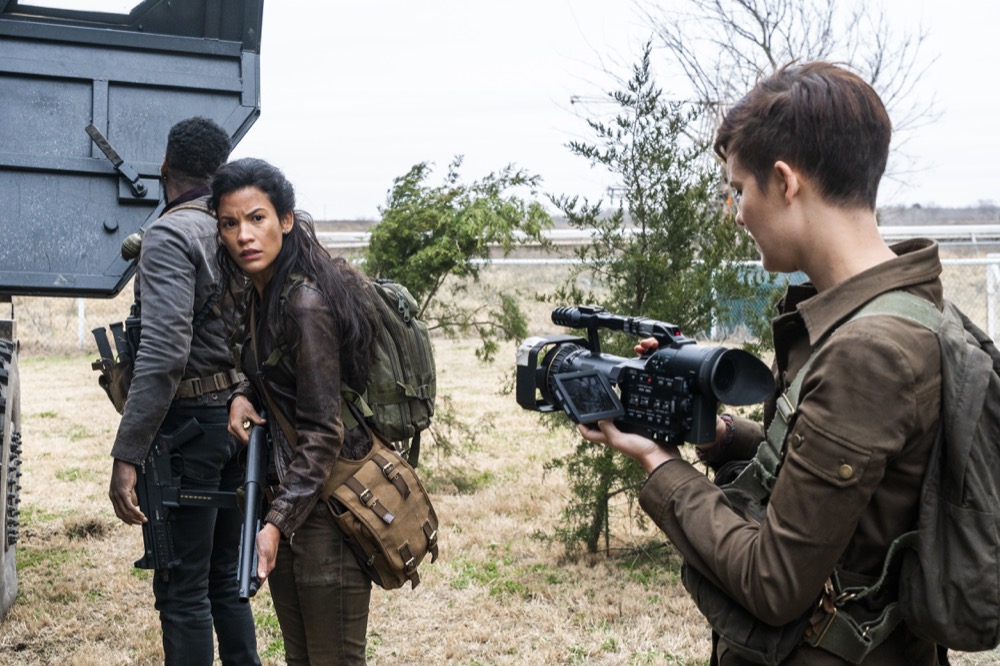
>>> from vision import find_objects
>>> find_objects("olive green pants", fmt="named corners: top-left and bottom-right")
top-left (268, 503), bottom-right (372, 665)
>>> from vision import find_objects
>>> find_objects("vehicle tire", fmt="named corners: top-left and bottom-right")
top-left (0, 338), bottom-right (22, 620)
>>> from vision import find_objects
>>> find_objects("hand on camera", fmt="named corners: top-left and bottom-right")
top-left (635, 337), bottom-right (658, 356)
top-left (577, 419), bottom-right (680, 474)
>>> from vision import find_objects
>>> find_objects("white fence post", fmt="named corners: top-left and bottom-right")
top-left (988, 255), bottom-right (1000, 341)
top-left (77, 298), bottom-right (86, 349)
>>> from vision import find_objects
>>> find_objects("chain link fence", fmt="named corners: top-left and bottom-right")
top-left (943, 257), bottom-right (999, 338)
top-left (479, 246), bottom-right (1000, 346)
top-left (710, 255), bottom-right (999, 342)
top-left (11, 236), bottom-right (1000, 355)
top-left (317, 227), bottom-right (1000, 345)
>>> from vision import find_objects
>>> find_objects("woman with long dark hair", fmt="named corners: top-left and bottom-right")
top-left (213, 157), bottom-right (377, 665)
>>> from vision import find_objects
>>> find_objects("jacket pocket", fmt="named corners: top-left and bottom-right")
top-left (783, 414), bottom-right (872, 488)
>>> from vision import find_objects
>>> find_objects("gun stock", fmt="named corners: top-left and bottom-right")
top-left (238, 412), bottom-right (267, 602)
top-left (133, 418), bottom-right (204, 570)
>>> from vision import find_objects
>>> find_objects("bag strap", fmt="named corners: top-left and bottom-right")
top-left (728, 291), bottom-right (942, 662)
top-left (729, 292), bottom-right (941, 498)
top-left (250, 298), bottom-right (298, 449)
top-left (805, 531), bottom-right (919, 660)
top-left (343, 476), bottom-right (396, 524)
top-left (249, 297), bottom-right (378, 470)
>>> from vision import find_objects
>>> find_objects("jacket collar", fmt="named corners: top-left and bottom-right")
top-left (164, 186), bottom-right (211, 213)
top-left (782, 238), bottom-right (943, 347)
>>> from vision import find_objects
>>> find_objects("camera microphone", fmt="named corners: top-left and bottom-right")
top-left (551, 306), bottom-right (597, 328)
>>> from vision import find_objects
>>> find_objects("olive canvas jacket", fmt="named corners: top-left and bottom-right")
top-left (111, 193), bottom-right (241, 464)
top-left (640, 239), bottom-right (945, 665)
top-left (232, 278), bottom-right (371, 540)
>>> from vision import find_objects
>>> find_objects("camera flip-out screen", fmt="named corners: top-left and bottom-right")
top-left (552, 370), bottom-right (625, 426)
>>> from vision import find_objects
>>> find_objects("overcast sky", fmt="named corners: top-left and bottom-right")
top-left (32, 0), bottom-right (999, 219)
top-left (226, 0), bottom-right (1000, 220)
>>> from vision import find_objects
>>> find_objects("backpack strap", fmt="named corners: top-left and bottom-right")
top-left (802, 292), bottom-right (941, 660)
top-left (249, 298), bottom-right (296, 449)
top-left (168, 200), bottom-right (211, 215)
top-left (173, 278), bottom-right (237, 399)
top-left (249, 294), bottom-right (377, 457)
top-left (728, 291), bottom-right (943, 661)
top-left (729, 291), bottom-right (941, 498)
top-left (131, 198), bottom-right (233, 400)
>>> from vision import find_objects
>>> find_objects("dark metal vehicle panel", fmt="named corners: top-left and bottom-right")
top-left (0, 0), bottom-right (263, 297)
top-left (0, 0), bottom-right (264, 623)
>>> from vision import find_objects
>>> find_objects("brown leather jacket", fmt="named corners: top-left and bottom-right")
top-left (640, 239), bottom-right (945, 665)
top-left (232, 277), bottom-right (370, 539)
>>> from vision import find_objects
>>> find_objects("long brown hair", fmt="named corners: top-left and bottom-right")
top-left (212, 157), bottom-right (377, 389)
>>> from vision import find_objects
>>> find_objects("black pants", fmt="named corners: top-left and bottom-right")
top-left (152, 405), bottom-right (260, 666)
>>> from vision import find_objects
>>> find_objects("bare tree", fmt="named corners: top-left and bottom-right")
top-left (641, 0), bottom-right (938, 187)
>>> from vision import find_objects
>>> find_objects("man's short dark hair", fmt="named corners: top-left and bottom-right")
top-left (165, 116), bottom-right (231, 182)
top-left (714, 62), bottom-right (891, 210)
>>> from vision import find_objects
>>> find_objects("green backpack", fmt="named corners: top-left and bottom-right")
top-left (342, 279), bottom-right (436, 465)
top-left (688, 291), bottom-right (1000, 663)
top-left (266, 275), bottom-right (436, 465)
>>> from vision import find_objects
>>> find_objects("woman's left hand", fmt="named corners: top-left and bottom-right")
top-left (256, 522), bottom-right (281, 581)
top-left (578, 420), bottom-right (680, 474)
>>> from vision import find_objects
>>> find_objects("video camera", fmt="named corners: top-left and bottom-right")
top-left (516, 306), bottom-right (774, 445)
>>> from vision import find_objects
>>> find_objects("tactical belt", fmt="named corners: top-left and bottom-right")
top-left (174, 369), bottom-right (244, 399)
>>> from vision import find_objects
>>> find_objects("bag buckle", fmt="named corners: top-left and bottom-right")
top-left (776, 393), bottom-right (795, 423)
top-left (381, 460), bottom-right (396, 478)
top-left (359, 488), bottom-right (376, 508)
top-left (836, 590), bottom-right (860, 604)
top-left (804, 578), bottom-right (839, 646)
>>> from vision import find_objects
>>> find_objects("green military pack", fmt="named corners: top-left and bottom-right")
top-left (271, 275), bottom-right (436, 465)
top-left (342, 279), bottom-right (436, 464)
top-left (889, 294), bottom-right (1000, 653)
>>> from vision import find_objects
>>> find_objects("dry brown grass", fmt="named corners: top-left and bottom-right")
top-left (1, 261), bottom-right (998, 665)
top-left (0, 334), bottom-right (715, 666)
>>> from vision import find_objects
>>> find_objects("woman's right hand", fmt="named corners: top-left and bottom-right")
top-left (228, 394), bottom-right (266, 444)
top-left (577, 419), bottom-right (678, 474)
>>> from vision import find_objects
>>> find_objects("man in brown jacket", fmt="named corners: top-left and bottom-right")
top-left (580, 62), bottom-right (944, 664)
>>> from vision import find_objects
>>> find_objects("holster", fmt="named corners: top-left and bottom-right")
top-left (92, 356), bottom-right (133, 414)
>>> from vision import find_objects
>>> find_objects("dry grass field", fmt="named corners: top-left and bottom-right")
top-left (0, 279), bottom-right (717, 666)
top-left (1, 259), bottom-right (998, 665)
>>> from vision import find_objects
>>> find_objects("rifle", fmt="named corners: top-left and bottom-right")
top-left (133, 417), bottom-right (239, 570)
top-left (238, 412), bottom-right (267, 602)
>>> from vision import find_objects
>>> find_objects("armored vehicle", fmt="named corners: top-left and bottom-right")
top-left (0, 0), bottom-right (264, 619)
